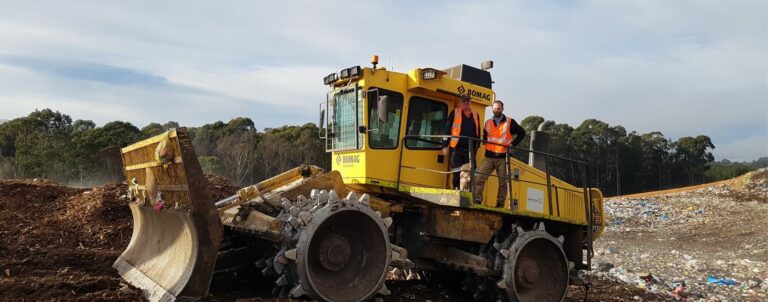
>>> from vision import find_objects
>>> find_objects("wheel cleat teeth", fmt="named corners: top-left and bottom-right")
top-left (516, 226), bottom-right (525, 235)
top-left (328, 190), bottom-right (341, 204)
top-left (345, 191), bottom-right (358, 201)
top-left (358, 193), bottom-right (370, 205)
top-left (288, 216), bottom-right (300, 228)
top-left (375, 211), bottom-right (382, 217)
top-left (289, 206), bottom-right (300, 217)
top-left (289, 284), bottom-right (306, 298)
top-left (298, 211), bottom-right (311, 225)
top-left (492, 242), bottom-right (502, 251)
top-left (479, 282), bottom-right (488, 290)
top-left (377, 284), bottom-right (391, 296)
top-left (285, 248), bottom-right (297, 260)
top-left (276, 274), bottom-right (288, 286)
top-left (319, 190), bottom-right (328, 202)
top-left (537, 222), bottom-right (546, 231)
top-left (261, 266), bottom-right (273, 276)
top-left (310, 189), bottom-right (320, 200)
top-left (297, 195), bottom-right (308, 208)
top-left (558, 235), bottom-right (565, 243)
top-left (281, 198), bottom-right (292, 210)
top-left (391, 250), bottom-right (401, 260)
top-left (383, 217), bottom-right (393, 228)
top-left (500, 248), bottom-right (510, 258)
top-left (273, 260), bottom-right (284, 274)
top-left (254, 258), bottom-right (266, 268)
top-left (472, 290), bottom-right (483, 300)
top-left (496, 279), bottom-right (507, 289)
top-left (276, 254), bottom-right (289, 264)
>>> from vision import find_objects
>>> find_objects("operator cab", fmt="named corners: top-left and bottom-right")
top-left (319, 56), bottom-right (495, 206)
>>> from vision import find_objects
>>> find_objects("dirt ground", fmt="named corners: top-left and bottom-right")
top-left (1, 170), bottom-right (764, 301)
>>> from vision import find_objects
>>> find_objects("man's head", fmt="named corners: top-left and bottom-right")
top-left (492, 100), bottom-right (504, 117)
top-left (460, 95), bottom-right (472, 112)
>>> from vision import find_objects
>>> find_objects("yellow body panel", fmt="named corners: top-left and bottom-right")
top-left (328, 66), bottom-right (604, 229)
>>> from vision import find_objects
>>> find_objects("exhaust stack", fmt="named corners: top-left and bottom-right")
top-left (528, 123), bottom-right (550, 171)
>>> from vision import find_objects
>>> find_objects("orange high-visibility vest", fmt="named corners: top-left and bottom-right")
top-left (484, 116), bottom-right (514, 154)
top-left (449, 108), bottom-right (480, 148)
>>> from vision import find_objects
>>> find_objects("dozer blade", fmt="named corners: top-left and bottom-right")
top-left (114, 128), bottom-right (223, 302)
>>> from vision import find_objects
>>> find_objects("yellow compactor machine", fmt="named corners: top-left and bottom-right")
top-left (115, 57), bottom-right (604, 302)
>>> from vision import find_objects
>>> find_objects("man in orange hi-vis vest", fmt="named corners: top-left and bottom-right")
top-left (474, 100), bottom-right (526, 207)
top-left (442, 95), bottom-right (480, 190)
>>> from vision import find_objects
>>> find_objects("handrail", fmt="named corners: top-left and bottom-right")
top-left (397, 133), bottom-right (595, 270)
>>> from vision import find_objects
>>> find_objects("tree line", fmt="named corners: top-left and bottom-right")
top-left (0, 109), bottom-right (764, 195)
top-left (513, 116), bottom-right (765, 196)
top-left (0, 109), bottom-right (327, 186)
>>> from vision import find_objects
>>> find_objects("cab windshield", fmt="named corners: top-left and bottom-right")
top-left (327, 86), bottom-right (362, 151)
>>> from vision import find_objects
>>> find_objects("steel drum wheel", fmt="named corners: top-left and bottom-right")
top-left (503, 225), bottom-right (569, 302)
top-left (259, 190), bottom-right (391, 302)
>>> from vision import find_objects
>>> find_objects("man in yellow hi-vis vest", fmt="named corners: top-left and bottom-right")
top-left (474, 100), bottom-right (526, 207)
top-left (442, 95), bottom-right (480, 190)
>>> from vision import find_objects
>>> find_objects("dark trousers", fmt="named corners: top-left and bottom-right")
top-left (450, 148), bottom-right (475, 189)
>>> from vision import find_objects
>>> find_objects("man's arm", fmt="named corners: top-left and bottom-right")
top-left (509, 118), bottom-right (526, 147)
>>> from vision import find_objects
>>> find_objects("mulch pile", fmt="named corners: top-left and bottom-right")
top-left (206, 174), bottom-right (240, 201)
top-left (0, 175), bottom-right (241, 301)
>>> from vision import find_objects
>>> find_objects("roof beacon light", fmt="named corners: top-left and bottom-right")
top-left (371, 55), bottom-right (379, 69)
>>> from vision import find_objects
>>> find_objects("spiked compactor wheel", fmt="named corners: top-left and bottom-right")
top-left (502, 224), bottom-right (569, 302)
top-left (258, 189), bottom-right (392, 302)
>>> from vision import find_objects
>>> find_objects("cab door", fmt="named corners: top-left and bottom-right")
top-left (399, 96), bottom-right (450, 188)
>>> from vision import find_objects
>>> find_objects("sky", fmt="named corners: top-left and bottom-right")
top-left (0, 0), bottom-right (766, 161)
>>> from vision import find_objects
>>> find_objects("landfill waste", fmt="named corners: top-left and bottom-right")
top-left (592, 168), bottom-right (768, 301)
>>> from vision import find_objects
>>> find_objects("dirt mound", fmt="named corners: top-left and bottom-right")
top-left (57, 183), bottom-right (133, 249)
top-left (0, 176), bottom-right (242, 301)
top-left (0, 179), bottom-right (142, 301)
top-left (206, 174), bottom-right (240, 201)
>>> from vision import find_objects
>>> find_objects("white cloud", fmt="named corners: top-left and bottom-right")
top-left (0, 0), bottom-right (765, 160)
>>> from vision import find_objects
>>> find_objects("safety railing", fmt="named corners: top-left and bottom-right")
top-left (397, 134), bottom-right (595, 269)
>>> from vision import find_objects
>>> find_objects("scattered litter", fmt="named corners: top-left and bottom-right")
top-left (596, 262), bottom-right (615, 272)
top-left (671, 282), bottom-right (686, 299)
top-left (707, 277), bottom-right (737, 286)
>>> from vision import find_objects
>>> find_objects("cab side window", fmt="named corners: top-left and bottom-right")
top-left (405, 97), bottom-right (448, 149)
top-left (368, 89), bottom-right (404, 149)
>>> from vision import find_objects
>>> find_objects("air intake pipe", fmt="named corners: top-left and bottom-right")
top-left (528, 122), bottom-right (550, 171)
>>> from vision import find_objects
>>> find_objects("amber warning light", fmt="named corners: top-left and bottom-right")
top-left (371, 55), bottom-right (379, 69)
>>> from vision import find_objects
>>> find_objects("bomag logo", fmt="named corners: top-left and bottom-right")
top-left (467, 89), bottom-right (491, 101)
top-left (336, 154), bottom-right (360, 165)
top-left (456, 85), bottom-right (491, 101)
